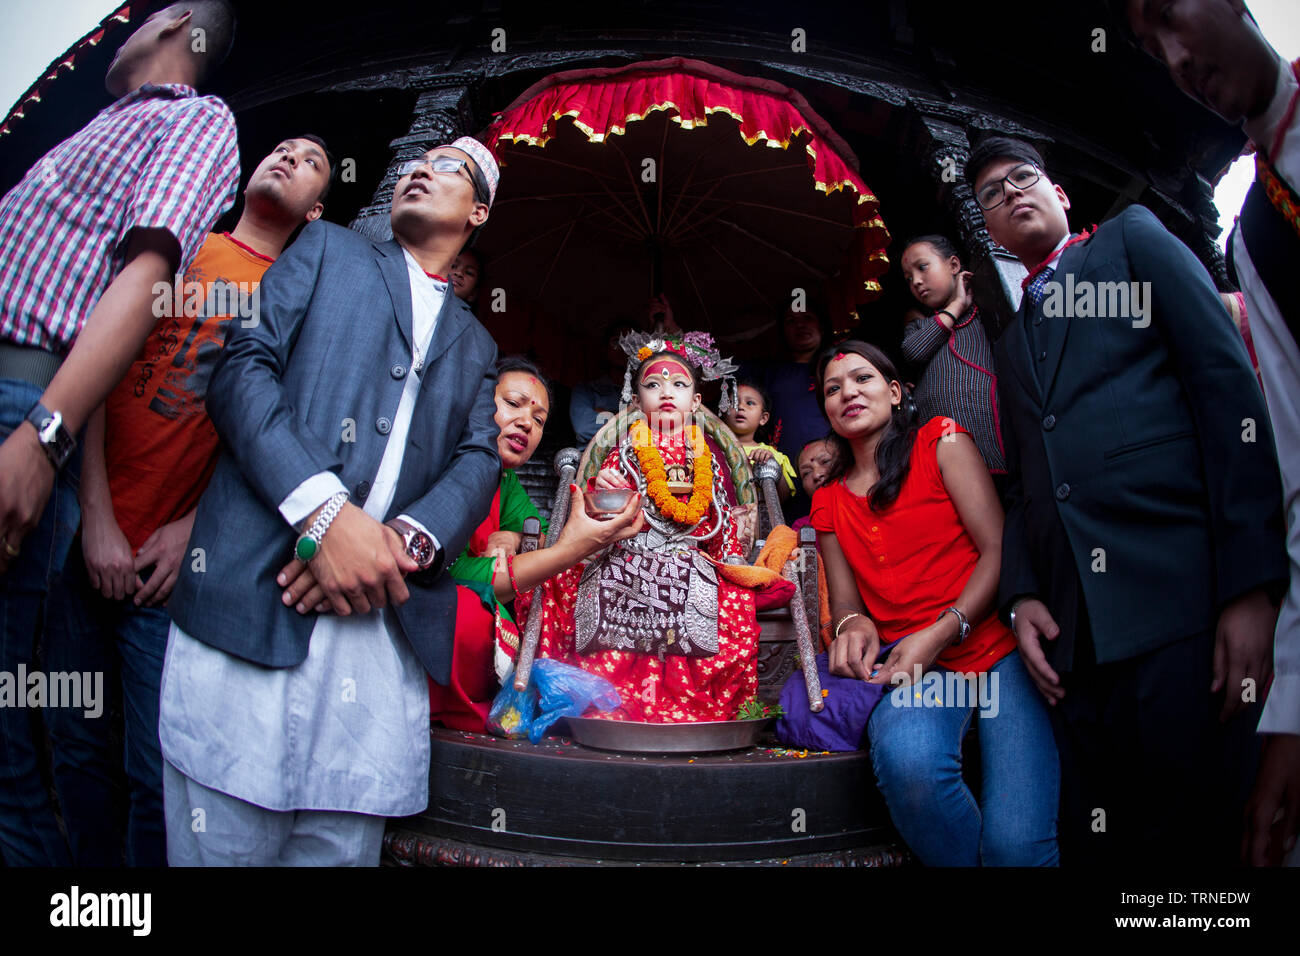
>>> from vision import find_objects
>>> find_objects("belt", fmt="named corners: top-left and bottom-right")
top-left (0, 341), bottom-right (63, 390)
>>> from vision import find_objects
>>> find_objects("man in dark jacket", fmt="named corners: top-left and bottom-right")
top-left (970, 135), bottom-right (1287, 865)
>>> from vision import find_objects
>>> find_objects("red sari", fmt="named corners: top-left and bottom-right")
top-left (531, 431), bottom-right (759, 722)
top-left (429, 478), bottom-right (538, 732)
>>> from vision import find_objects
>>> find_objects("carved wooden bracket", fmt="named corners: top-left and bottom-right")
top-left (349, 81), bottom-right (479, 241)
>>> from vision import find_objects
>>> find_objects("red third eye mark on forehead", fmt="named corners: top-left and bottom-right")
top-left (642, 359), bottom-right (691, 382)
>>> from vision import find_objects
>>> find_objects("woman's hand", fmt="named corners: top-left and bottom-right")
top-left (484, 530), bottom-right (522, 557)
top-left (868, 619), bottom-right (954, 687)
top-left (829, 615), bottom-right (882, 681)
top-left (595, 467), bottom-right (633, 490)
top-left (559, 485), bottom-right (645, 560)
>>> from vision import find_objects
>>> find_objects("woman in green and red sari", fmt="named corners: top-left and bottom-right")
top-left (429, 356), bottom-right (644, 731)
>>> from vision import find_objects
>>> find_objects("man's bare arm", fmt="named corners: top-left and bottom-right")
top-left (0, 227), bottom-right (178, 573)
top-left (78, 404), bottom-right (140, 599)
top-left (41, 227), bottom-right (179, 432)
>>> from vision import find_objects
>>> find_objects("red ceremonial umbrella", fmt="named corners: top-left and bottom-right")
top-left (477, 57), bottom-right (890, 379)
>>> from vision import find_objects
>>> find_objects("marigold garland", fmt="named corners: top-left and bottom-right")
top-left (630, 419), bottom-right (713, 525)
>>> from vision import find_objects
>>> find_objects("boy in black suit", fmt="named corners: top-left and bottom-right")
top-left (968, 136), bottom-right (1287, 864)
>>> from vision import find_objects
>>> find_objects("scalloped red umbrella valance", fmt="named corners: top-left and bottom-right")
top-left (480, 57), bottom-right (890, 340)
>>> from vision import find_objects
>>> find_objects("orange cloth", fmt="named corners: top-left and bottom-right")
top-left (818, 561), bottom-right (831, 650)
top-left (105, 233), bottom-right (272, 552)
top-left (709, 523), bottom-right (797, 588)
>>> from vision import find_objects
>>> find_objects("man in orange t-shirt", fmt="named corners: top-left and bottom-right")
top-left (42, 135), bottom-right (336, 866)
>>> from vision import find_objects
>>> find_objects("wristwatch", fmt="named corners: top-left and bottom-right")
top-left (388, 518), bottom-right (437, 572)
top-left (26, 402), bottom-right (76, 471)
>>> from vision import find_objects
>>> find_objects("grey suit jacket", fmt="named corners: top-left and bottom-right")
top-left (168, 220), bottom-right (500, 684)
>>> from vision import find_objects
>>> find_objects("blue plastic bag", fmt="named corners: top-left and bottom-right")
top-left (488, 659), bottom-right (621, 743)
top-left (486, 666), bottom-right (537, 739)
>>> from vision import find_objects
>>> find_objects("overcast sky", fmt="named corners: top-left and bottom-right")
top-left (1, 1), bottom-right (1297, 245)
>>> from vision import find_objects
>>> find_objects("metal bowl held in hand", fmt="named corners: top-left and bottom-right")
top-left (586, 487), bottom-right (636, 519)
top-left (565, 716), bottom-right (773, 753)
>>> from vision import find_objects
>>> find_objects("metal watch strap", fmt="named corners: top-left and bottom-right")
top-left (296, 491), bottom-right (349, 561)
top-left (25, 401), bottom-right (76, 471)
top-left (390, 519), bottom-right (436, 571)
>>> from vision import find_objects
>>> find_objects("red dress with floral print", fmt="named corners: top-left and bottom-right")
top-left (528, 432), bottom-right (759, 722)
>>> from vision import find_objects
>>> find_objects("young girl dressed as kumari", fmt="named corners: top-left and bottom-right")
top-left (531, 332), bottom-right (761, 722)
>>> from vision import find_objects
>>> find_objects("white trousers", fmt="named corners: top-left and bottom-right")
top-left (163, 760), bottom-right (387, 866)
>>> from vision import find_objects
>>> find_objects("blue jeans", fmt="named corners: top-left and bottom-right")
top-left (43, 546), bottom-right (169, 866)
top-left (866, 650), bottom-right (1060, 866)
top-left (0, 377), bottom-right (80, 865)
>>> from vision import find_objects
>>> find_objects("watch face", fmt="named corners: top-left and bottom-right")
top-left (407, 531), bottom-right (435, 568)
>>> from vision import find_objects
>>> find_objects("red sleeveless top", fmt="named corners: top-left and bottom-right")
top-left (809, 417), bottom-right (1015, 673)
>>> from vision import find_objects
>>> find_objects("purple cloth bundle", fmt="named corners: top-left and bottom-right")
top-left (774, 645), bottom-right (898, 752)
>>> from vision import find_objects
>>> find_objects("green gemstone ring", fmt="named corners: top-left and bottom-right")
top-left (295, 534), bottom-right (318, 562)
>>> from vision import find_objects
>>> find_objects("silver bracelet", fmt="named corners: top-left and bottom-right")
top-left (938, 606), bottom-right (971, 645)
top-left (1009, 597), bottom-right (1031, 635)
top-left (295, 491), bottom-right (349, 562)
top-left (834, 612), bottom-right (863, 640)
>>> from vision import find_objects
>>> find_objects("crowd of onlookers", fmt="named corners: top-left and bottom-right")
top-left (0, 0), bottom-right (1296, 869)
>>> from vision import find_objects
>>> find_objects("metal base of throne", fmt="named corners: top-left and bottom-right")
top-left (383, 728), bottom-right (910, 867)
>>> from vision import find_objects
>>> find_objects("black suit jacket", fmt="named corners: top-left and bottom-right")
top-left (994, 205), bottom-right (1287, 667)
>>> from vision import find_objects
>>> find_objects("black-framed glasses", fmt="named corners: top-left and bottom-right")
top-left (976, 163), bottom-right (1041, 211)
top-left (396, 156), bottom-right (488, 204)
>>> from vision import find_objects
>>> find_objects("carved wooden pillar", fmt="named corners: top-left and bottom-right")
top-left (349, 80), bottom-right (476, 241)
top-left (913, 113), bottom-right (1029, 337)
top-left (1187, 172), bottom-right (1233, 291)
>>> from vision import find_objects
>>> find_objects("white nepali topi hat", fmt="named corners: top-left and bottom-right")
top-left (445, 135), bottom-right (499, 207)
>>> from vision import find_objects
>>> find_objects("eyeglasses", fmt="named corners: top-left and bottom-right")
top-left (975, 163), bottom-right (1042, 211)
top-left (396, 156), bottom-right (487, 204)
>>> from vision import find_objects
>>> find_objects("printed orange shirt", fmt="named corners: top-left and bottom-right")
top-left (104, 232), bottom-right (273, 552)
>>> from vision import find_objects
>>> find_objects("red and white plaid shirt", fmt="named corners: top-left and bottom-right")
top-left (0, 83), bottom-right (239, 355)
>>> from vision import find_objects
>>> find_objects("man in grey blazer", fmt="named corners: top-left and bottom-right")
top-left (159, 137), bottom-right (502, 865)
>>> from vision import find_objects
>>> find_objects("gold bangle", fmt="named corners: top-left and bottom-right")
top-left (834, 612), bottom-right (863, 640)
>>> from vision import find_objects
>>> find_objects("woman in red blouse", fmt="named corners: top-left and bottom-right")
top-left (811, 341), bottom-right (1058, 866)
